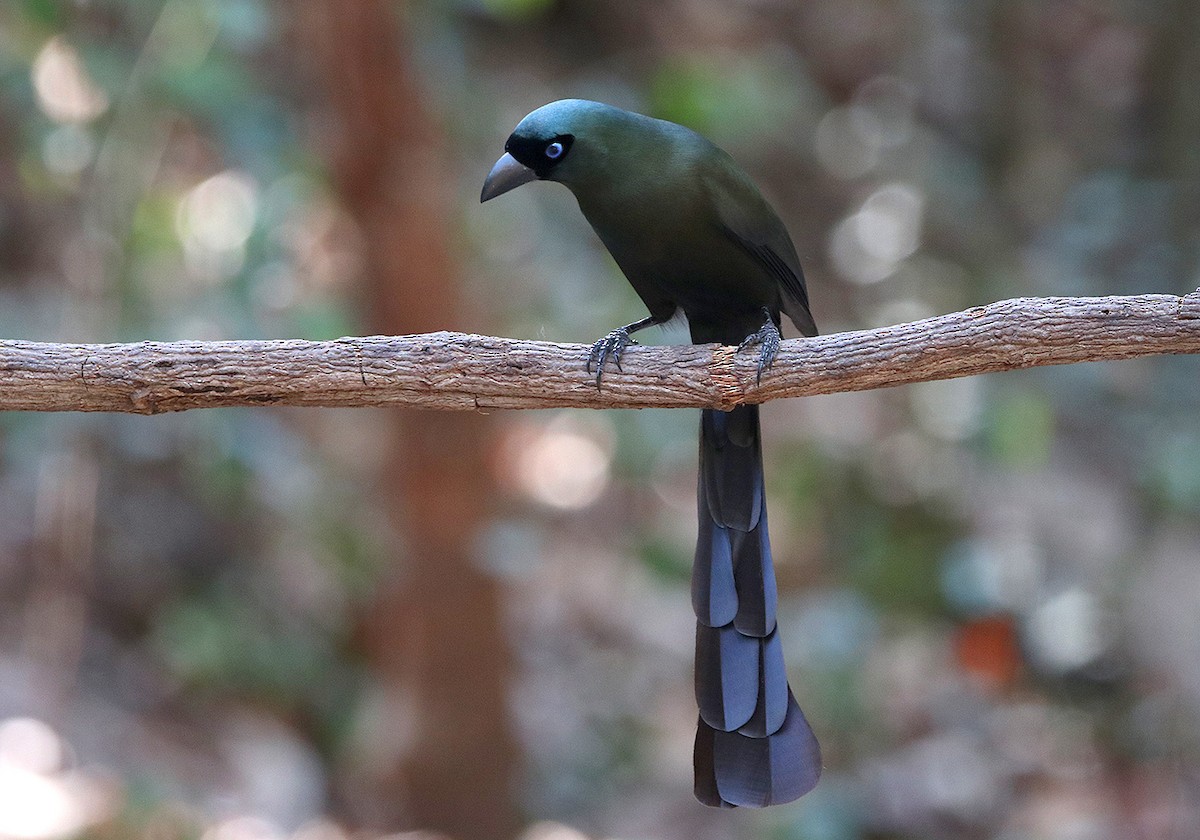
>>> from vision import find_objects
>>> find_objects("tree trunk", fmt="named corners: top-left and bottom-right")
top-left (295, 3), bottom-right (519, 838)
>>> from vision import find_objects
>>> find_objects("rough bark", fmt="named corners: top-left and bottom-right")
top-left (2, 289), bottom-right (1198, 414)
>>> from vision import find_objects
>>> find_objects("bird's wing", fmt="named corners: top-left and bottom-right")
top-left (701, 158), bottom-right (818, 337)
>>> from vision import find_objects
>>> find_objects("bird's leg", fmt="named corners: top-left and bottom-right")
top-left (737, 308), bottom-right (782, 384)
top-left (587, 315), bottom-right (662, 388)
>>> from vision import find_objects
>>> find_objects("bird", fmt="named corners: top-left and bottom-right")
top-left (481, 99), bottom-right (821, 808)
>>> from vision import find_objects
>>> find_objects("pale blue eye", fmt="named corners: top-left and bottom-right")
top-left (545, 141), bottom-right (564, 159)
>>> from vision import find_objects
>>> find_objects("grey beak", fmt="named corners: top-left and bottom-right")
top-left (481, 152), bottom-right (537, 203)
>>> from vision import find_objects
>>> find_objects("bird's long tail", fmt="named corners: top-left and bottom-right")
top-left (692, 405), bottom-right (822, 807)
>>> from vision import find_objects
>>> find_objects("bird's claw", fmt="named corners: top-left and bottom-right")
top-left (738, 313), bottom-right (781, 384)
top-left (587, 327), bottom-right (638, 389)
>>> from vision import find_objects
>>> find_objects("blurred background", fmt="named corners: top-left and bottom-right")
top-left (1, 1), bottom-right (1199, 839)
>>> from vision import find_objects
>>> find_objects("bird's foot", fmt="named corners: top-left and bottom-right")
top-left (587, 327), bottom-right (639, 388)
top-left (737, 311), bottom-right (781, 384)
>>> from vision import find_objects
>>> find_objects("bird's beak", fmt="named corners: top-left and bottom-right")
top-left (480, 152), bottom-right (537, 203)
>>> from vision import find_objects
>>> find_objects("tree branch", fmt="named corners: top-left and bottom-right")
top-left (3, 290), bottom-right (1199, 414)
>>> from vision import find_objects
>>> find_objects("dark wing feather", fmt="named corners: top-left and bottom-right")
top-left (700, 155), bottom-right (818, 337)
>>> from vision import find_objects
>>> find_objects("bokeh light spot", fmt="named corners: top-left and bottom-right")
top-left (509, 416), bottom-right (614, 511)
top-left (31, 37), bottom-right (109, 124)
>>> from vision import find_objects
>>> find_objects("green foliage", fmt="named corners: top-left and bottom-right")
top-left (151, 585), bottom-right (363, 737)
top-left (480, 0), bottom-right (556, 21)
top-left (649, 48), bottom-right (819, 151)
top-left (842, 503), bottom-right (953, 615)
top-left (1144, 424), bottom-right (1200, 512)
top-left (20, 0), bottom-right (62, 29)
top-left (985, 387), bottom-right (1056, 467)
top-left (637, 533), bottom-right (690, 584)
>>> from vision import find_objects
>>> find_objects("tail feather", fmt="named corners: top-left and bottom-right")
top-left (692, 720), bottom-right (734, 808)
top-left (694, 623), bottom-right (759, 730)
top-left (711, 691), bottom-right (822, 807)
top-left (692, 405), bottom-right (822, 807)
top-left (692, 506), bottom-right (737, 628)
top-left (737, 630), bottom-right (788, 738)
top-left (730, 514), bottom-right (776, 636)
top-left (699, 409), bottom-right (763, 532)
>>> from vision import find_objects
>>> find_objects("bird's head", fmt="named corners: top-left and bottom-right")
top-left (480, 99), bottom-right (632, 202)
